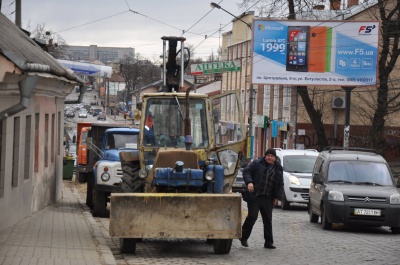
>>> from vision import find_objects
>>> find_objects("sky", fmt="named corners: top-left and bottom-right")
top-left (1, 0), bottom-right (250, 62)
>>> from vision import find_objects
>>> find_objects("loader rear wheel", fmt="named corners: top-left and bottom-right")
top-left (213, 239), bottom-right (232, 254)
top-left (120, 238), bottom-right (136, 254)
top-left (93, 190), bottom-right (108, 218)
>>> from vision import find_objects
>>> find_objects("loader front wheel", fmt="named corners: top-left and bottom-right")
top-left (120, 238), bottom-right (136, 254)
top-left (213, 239), bottom-right (232, 254)
top-left (121, 163), bottom-right (143, 192)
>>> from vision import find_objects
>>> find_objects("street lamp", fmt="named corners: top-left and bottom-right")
top-left (210, 2), bottom-right (254, 158)
top-left (210, 2), bottom-right (252, 29)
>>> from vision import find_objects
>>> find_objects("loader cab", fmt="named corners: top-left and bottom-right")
top-left (139, 91), bottom-right (245, 180)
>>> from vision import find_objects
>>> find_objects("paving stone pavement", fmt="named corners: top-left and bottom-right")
top-left (0, 181), bottom-right (116, 265)
top-left (94, 201), bottom-right (400, 265)
top-left (3, 180), bottom-right (400, 265)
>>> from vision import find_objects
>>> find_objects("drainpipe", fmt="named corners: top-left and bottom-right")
top-left (64, 84), bottom-right (87, 104)
top-left (64, 67), bottom-right (87, 104)
top-left (0, 75), bottom-right (38, 120)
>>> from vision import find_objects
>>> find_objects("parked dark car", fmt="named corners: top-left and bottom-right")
top-left (309, 147), bottom-right (400, 233)
top-left (93, 109), bottom-right (102, 116)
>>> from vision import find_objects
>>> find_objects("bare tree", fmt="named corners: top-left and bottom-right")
top-left (30, 22), bottom-right (68, 59)
top-left (119, 54), bottom-right (161, 106)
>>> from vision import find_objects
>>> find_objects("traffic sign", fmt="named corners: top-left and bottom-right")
top-left (191, 60), bottom-right (241, 75)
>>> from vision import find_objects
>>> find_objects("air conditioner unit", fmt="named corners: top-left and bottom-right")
top-left (332, 96), bottom-right (345, 109)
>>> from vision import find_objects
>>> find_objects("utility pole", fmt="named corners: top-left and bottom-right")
top-left (248, 85), bottom-right (254, 159)
top-left (343, 86), bottom-right (355, 148)
top-left (107, 77), bottom-right (110, 114)
top-left (15, 0), bottom-right (21, 27)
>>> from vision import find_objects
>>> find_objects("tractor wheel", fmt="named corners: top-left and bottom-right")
top-left (121, 163), bottom-right (143, 193)
top-left (120, 238), bottom-right (136, 254)
top-left (213, 239), bottom-right (232, 254)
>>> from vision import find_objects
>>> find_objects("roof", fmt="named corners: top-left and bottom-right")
top-left (275, 148), bottom-right (319, 156)
top-left (321, 149), bottom-right (386, 164)
top-left (0, 13), bottom-right (82, 83)
top-left (134, 77), bottom-right (194, 93)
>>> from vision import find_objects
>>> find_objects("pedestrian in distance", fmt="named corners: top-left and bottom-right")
top-left (240, 148), bottom-right (284, 249)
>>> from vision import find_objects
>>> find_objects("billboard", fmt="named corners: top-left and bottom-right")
top-left (252, 20), bottom-right (379, 86)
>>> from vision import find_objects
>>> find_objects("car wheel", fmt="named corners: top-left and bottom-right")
top-left (77, 172), bottom-right (87, 183)
top-left (93, 189), bottom-right (108, 218)
top-left (281, 192), bottom-right (290, 210)
top-left (321, 205), bottom-right (332, 230)
top-left (391, 227), bottom-right (400, 234)
top-left (86, 173), bottom-right (94, 209)
top-left (308, 203), bottom-right (319, 223)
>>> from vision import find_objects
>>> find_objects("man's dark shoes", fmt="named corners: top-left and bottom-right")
top-left (240, 239), bottom-right (249, 247)
top-left (264, 243), bottom-right (276, 249)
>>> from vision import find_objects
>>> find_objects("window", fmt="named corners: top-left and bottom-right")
top-left (0, 120), bottom-right (4, 196)
top-left (283, 155), bottom-right (318, 173)
top-left (24, 115), bottom-right (32, 179)
top-left (144, 97), bottom-right (209, 148)
top-left (328, 161), bottom-right (393, 186)
top-left (58, 111), bottom-right (61, 156)
top-left (45, 114), bottom-right (49, 167)
top-left (12, 117), bottom-right (20, 187)
top-left (34, 113), bottom-right (39, 172)
top-left (51, 114), bottom-right (55, 162)
top-left (263, 85), bottom-right (270, 116)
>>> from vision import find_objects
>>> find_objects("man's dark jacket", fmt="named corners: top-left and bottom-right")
top-left (243, 157), bottom-right (284, 201)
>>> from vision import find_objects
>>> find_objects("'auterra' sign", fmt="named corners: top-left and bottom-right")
top-left (190, 60), bottom-right (241, 75)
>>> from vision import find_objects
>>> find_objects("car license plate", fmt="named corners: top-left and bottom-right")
top-left (354, 208), bottom-right (381, 216)
top-left (232, 183), bottom-right (242, 188)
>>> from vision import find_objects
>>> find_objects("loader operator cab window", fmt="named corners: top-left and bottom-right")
top-left (144, 97), bottom-right (209, 148)
top-left (144, 112), bottom-right (156, 146)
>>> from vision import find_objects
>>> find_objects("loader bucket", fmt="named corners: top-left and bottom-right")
top-left (109, 193), bottom-right (242, 239)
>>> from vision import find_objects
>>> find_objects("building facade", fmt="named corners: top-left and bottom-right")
top-left (0, 13), bottom-right (82, 232)
top-left (219, 0), bottom-right (400, 164)
top-left (65, 45), bottom-right (135, 64)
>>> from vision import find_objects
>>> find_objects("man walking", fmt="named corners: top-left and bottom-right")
top-left (240, 148), bottom-right (284, 249)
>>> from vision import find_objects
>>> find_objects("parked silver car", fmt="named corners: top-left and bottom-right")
top-left (97, 112), bottom-right (106, 120)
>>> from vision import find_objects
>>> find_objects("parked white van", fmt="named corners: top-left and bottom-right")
top-left (274, 148), bottom-right (319, 210)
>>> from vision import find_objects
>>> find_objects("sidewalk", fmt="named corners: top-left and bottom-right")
top-left (0, 181), bottom-right (116, 265)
